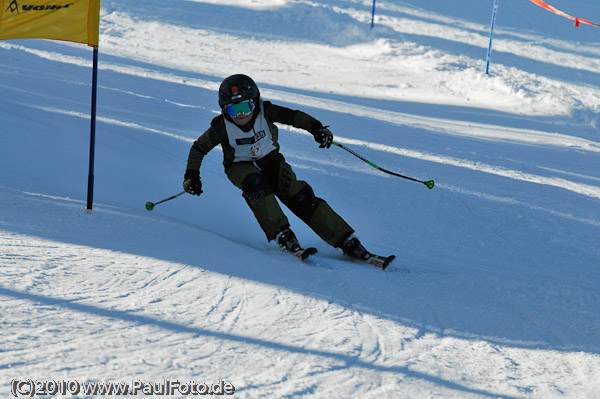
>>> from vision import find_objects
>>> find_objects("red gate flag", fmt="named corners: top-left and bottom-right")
top-left (528, 0), bottom-right (600, 27)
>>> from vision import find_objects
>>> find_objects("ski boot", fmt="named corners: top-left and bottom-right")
top-left (340, 235), bottom-right (395, 270)
top-left (276, 228), bottom-right (317, 261)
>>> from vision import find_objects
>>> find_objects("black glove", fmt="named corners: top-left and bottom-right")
top-left (183, 169), bottom-right (203, 196)
top-left (313, 126), bottom-right (333, 149)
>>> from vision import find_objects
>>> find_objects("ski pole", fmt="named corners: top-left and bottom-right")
top-left (145, 191), bottom-right (187, 211)
top-left (332, 141), bottom-right (435, 189)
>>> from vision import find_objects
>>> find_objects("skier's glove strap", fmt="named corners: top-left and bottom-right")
top-left (314, 127), bottom-right (333, 149)
top-left (183, 169), bottom-right (203, 196)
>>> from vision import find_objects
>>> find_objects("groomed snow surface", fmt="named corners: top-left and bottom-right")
top-left (1, 0), bottom-right (599, 398)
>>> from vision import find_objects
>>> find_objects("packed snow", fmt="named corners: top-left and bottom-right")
top-left (1, 0), bottom-right (599, 398)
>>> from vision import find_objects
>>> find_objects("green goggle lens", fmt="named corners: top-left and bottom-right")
top-left (226, 100), bottom-right (254, 117)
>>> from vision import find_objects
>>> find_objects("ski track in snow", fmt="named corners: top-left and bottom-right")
top-left (2, 0), bottom-right (600, 398)
top-left (2, 224), bottom-right (599, 399)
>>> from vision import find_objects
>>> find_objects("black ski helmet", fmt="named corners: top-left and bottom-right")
top-left (218, 74), bottom-right (260, 108)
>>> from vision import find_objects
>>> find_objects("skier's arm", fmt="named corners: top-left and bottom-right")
top-left (186, 121), bottom-right (223, 172)
top-left (267, 102), bottom-right (332, 148)
top-left (184, 120), bottom-right (224, 194)
top-left (266, 102), bottom-right (324, 134)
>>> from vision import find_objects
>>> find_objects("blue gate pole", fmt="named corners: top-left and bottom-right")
top-left (485, 0), bottom-right (499, 75)
top-left (371, 0), bottom-right (377, 29)
top-left (87, 46), bottom-right (99, 214)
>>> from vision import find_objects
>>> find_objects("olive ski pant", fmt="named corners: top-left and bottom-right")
top-left (226, 153), bottom-right (354, 246)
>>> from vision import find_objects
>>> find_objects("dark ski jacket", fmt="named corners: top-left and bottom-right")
top-left (186, 101), bottom-right (324, 173)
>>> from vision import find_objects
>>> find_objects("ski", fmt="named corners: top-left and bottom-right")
top-left (357, 253), bottom-right (396, 270)
top-left (289, 246), bottom-right (318, 261)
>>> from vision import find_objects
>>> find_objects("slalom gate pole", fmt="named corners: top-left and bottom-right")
top-left (86, 46), bottom-right (99, 214)
top-left (332, 141), bottom-right (435, 189)
top-left (485, 0), bottom-right (500, 75)
top-left (370, 0), bottom-right (377, 29)
top-left (145, 191), bottom-right (187, 211)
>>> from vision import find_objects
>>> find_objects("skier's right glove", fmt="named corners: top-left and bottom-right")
top-left (183, 169), bottom-right (203, 196)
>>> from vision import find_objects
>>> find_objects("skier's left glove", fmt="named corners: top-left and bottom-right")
top-left (313, 127), bottom-right (333, 149)
top-left (183, 169), bottom-right (203, 196)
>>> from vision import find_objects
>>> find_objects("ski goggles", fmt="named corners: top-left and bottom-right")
top-left (225, 100), bottom-right (254, 117)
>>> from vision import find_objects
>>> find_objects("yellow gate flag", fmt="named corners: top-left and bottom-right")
top-left (0, 0), bottom-right (100, 46)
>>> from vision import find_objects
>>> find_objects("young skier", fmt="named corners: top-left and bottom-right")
top-left (183, 74), bottom-right (393, 267)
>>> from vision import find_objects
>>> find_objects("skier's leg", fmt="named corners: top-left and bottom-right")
top-left (226, 162), bottom-right (289, 241)
top-left (262, 154), bottom-right (354, 246)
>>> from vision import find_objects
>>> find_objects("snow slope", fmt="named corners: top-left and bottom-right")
top-left (1, 0), bottom-right (600, 397)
